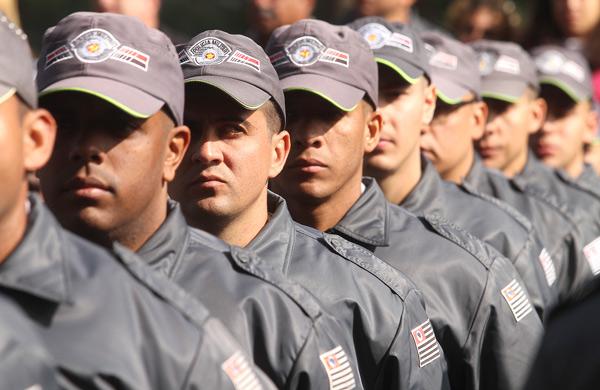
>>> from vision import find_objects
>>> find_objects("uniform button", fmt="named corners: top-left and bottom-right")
top-left (330, 238), bottom-right (341, 247)
top-left (238, 253), bottom-right (250, 263)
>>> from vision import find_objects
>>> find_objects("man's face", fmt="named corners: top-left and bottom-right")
top-left (0, 96), bottom-right (26, 224)
top-left (38, 92), bottom-right (172, 241)
top-left (533, 87), bottom-right (596, 173)
top-left (357, 0), bottom-right (416, 17)
top-left (366, 70), bottom-right (429, 174)
top-left (422, 99), bottom-right (483, 177)
top-left (249, 0), bottom-right (314, 36)
top-left (171, 87), bottom-right (283, 223)
top-left (272, 91), bottom-right (374, 202)
top-left (553, 0), bottom-right (600, 37)
top-left (477, 94), bottom-right (536, 172)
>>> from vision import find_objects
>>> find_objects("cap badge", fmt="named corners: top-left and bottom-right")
top-left (357, 23), bottom-right (391, 50)
top-left (70, 28), bottom-right (120, 63)
top-left (188, 37), bottom-right (232, 66)
top-left (285, 36), bottom-right (325, 67)
top-left (535, 50), bottom-right (585, 83)
top-left (478, 51), bottom-right (497, 75)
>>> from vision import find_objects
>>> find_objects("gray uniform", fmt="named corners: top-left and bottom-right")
top-left (137, 201), bottom-right (362, 390)
top-left (0, 295), bottom-right (58, 390)
top-left (465, 156), bottom-right (591, 302)
top-left (575, 164), bottom-right (600, 198)
top-left (246, 191), bottom-right (449, 390)
top-left (1, 196), bottom-right (273, 390)
top-left (330, 178), bottom-right (543, 390)
top-left (401, 157), bottom-right (556, 318)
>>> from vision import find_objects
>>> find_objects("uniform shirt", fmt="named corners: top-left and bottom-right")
top-left (401, 158), bottom-right (556, 318)
top-left (526, 277), bottom-right (600, 390)
top-left (137, 201), bottom-right (361, 390)
top-left (330, 178), bottom-right (543, 390)
top-left (247, 191), bottom-right (449, 390)
top-left (575, 164), bottom-right (600, 198)
top-left (0, 295), bottom-right (58, 390)
top-left (465, 156), bottom-right (591, 302)
top-left (0, 196), bottom-right (272, 390)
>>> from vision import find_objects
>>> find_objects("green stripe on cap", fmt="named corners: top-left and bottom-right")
top-left (375, 57), bottom-right (420, 85)
top-left (39, 87), bottom-right (150, 118)
top-left (0, 87), bottom-right (16, 105)
top-left (185, 79), bottom-right (268, 110)
top-left (480, 91), bottom-right (519, 103)
top-left (284, 87), bottom-right (358, 112)
top-left (436, 89), bottom-right (464, 105)
top-left (539, 77), bottom-right (583, 103)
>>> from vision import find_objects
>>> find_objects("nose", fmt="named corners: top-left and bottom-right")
top-left (191, 137), bottom-right (224, 166)
top-left (68, 131), bottom-right (104, 164)
top-left (291, 120), bottom-right (325, 149)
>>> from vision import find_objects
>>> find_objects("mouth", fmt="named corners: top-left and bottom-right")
top-left (289, 157), bottom-right (328, 173)
top-left (478, 145), bottom-right (500, 159)
top-left (189, 173), bottom-right (227, 190)
top-left (63, 176), bottom-right (113, 200)
top-left (535, 144), bottom-right (557, 158)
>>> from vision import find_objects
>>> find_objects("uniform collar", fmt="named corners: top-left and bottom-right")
top-left (137, 200), bottom-right (189, 277)
top-left (247, 191), bottom-right (296, 274)
top-left (332, 177), bottom-right (390, 247)
top-left (0, 195), bottom-right (71, 304)
top-left (401, 157), bottom-right (445, 215)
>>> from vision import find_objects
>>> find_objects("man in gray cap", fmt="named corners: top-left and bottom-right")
top-left (350, 18), bottom-right (554, 320)
top-left (36, 13), bottom-right (357, 390)
top-left (0, 10), bottom-right (272, 390)
top-left (171, 26), bottom-right (448, 390)
top-left (471, 40), bottom-right (600, 298)
top-left (532, 46), bottom-right (600, 196)
top-left (267, 17), bottom-right (543, 390)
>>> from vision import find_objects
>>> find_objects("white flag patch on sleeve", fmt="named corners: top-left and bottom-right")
top-left (501, 279), bottom-right (533, 322)
top-left (319, 346), bottom-right (356, 390)
top-left (410, 319), bottom-right (441, 368)
top-left (222, 351), bottom-right (263, 390)
top-left (538, 248), bottom-right (557, 286)
top-left (584, 237), bottom-right (600, 275)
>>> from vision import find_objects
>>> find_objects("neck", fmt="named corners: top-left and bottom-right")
top-left (283, 173), bottom-right (363, 232)
top-left (384, 5), bottom-right (411, 23)
top-left (366, 151), bottom-right (422, 205)
top-left (0, 185), bottom-right (28, 264)
top-left (564, 153), bottom-right (585, 178)
top-left (443, 149), bottom-right (475, 184)
top-left (191, 188), bottom-right (269, 248)
top-left (502, 148), bottom-right (529, 178)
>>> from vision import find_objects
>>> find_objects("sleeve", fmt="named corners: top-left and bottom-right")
top-left (286, 315), bottom-right (363, 390)
top-left (464, 255), bottom-right (544, 390)
top-left (380, 290), bottom-right (450, 390)
top-left (184, 317), bottom-right (277, 390)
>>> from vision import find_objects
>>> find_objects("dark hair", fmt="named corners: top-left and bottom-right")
top-left (446, 0), bottom-right (523, 42)
top-left (262, 99), bottom-right (284, 133)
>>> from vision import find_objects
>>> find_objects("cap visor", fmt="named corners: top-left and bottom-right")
top-left (539, 77), bottom-right (585, 103)
top-left (480, 79), bottom-right (528, 103)
top-left (280, 74), bottom-right (365, 112)
top-left (431, 75), bottom-right (472, 105)
top-left (39, 76), bottom-right (164, 119)
top-left (376, 57), bottom-right (424, 85)
top-left (185, 75), bottom-right (270, 110)
top-left (0, 85), bottom-right (16, 105)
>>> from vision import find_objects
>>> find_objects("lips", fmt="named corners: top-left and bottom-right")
top-left (289, 157), bottom-right (328, 173)
top-left (478, 145), bottom-right (501, 159)
top-left (63, 176), bottom-right (113, 199)
top-left (535, 143), bottom-right (557, 158)
top-left (188, 172), bottom-right (227, 191)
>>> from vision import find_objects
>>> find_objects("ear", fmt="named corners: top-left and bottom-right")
top-left (470, 101), bottom-right (488, 141)
top-left (422, 82), bottom-right (437, 125)
top-left (23, 109), bottom-right (57, 172)
top-left (364, 107), bottom-right (383, 153)
top-left (528, 97), bottom-right (548, 135)
top-left (163, 124), bottom-right (191, 183)
top-left (583, 105), bottom-right (599, 145)
top-left (269, 129), bottom-right (291, 178)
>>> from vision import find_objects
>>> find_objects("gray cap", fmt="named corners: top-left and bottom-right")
top-left (37, 12), bottom-right (185, 125)
top-left (470, 39), bottom-right (539, 103)
top-left (0, 13), bottom-right (36, 108)
top-left (421, 31), bottom-right (481, 105)
top-left (348, 17), bottom-right (430, 85)
top-left (180, 30), bottom-right (285, 125)
top-left (532, 45), bottom-right (593, 103)
top-left (265, 19), bottom-right (378, 111)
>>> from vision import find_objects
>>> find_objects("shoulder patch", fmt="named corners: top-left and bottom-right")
top-left (583, 236), bottom-right (600, 276)
top-left (538, 248), bottom-right (557, 286)
top-left (411, 319), bottom-right (441, 368)
top-left (423, 214), bottom-right (494, 269)
top-left (319, 346), bottom-right (357, 390)
top-left (322, 233), bottom-right (416, 299)
top-left (222, 351), bottom-right (263, 390)
top-left (501, 279), bottom-right (533, 322)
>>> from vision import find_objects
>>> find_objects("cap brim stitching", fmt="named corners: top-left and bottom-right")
top-left (283, 87), bottom-right (359, 112)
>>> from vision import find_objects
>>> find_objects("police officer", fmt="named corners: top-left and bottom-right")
top-left (0, 296), bottom-right (58, 390)
top-left (531, 46), bottom-right (600, 201)
top-left (471, 40), bottom-right (599, 297)
top-left (36, 12), bottom-right (358, 389)
top-left (267, 18), bottom-right (543, 390)
top-left (347, 17), bottom-right (555, 318)
top-left (170, 29), bottom-right (448, 390)
top-left (0, 11), bottom-right (272, 389)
